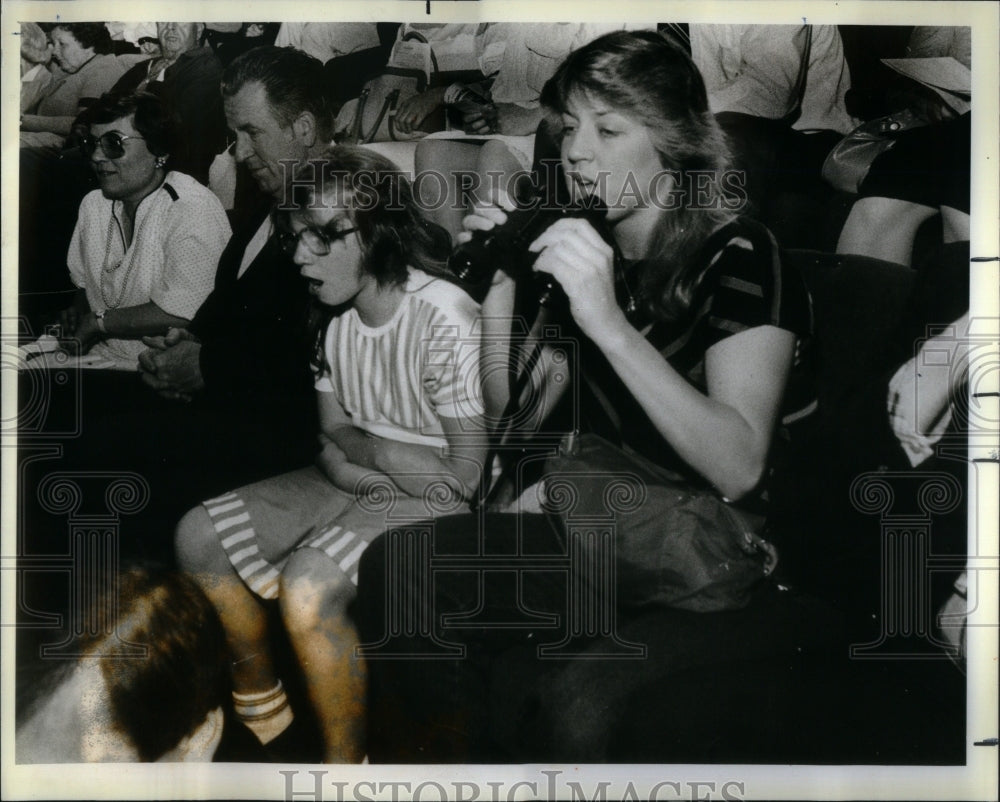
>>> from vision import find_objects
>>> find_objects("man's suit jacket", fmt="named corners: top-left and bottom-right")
top-left (190, 197), bottom-right (316, 431)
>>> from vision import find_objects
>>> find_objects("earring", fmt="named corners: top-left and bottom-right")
top-left (155, 156), bottom-right (168, 169)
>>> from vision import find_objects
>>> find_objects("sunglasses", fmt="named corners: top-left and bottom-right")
top-left (79, 131), bottom-right (146, 159)
top-left (279, 222), bottom-right (358, 257)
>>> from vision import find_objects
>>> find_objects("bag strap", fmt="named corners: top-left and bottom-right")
top-left (778, 25), bottom-right (813, 127)
top-left (357, 88), bottom-right (400, 145)
top-left (349, 87), bottom-right (370, 144)
top-left (394, 28), bottom-right (439, 84)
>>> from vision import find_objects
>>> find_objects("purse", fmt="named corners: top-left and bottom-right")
top-left (541, 433), bottom-right (774, 612)
top-left (335, 31), bottom-right (445, 144)
top-left (821, 108), bottom-right (929, 194)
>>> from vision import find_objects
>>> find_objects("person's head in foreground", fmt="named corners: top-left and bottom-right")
top-left (16, 564), bottom-right (229, 763)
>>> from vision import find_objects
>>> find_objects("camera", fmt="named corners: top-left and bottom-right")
top-left (449, 196), bottom-right (609, 306)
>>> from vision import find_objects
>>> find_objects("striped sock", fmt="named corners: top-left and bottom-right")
top-left (233, 682), bottom-right (293, 745)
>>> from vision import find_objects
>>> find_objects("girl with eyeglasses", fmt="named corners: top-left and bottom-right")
top-left (176, 145), bottom-right (486, 763)
top-left (57, 90), bottom-right (231, 367)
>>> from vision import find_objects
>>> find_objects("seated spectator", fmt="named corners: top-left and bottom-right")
top-left (176, 145), bottom-right (485, 764)
top-left (691, 24), bottom-right (855, 134)
top-left (274, 22), bottom-right (381, 63)
top-left (357, 29), bottom-right (810, 761)
top-left (112, 22), bottom-right (228, 184)
top-left (20, 22), bottom-right (55, 114)
top-left (21, 23), bottom-right (129, 139)
top-left (211, 22), bottom-right (281, 66)
top-left (16, 564), bottom-right (264, 763)
top-left (836, 112), bottom-right (970, 267)
top-left (683, 25), bottom-right (858, 249)
top-left (345, 22), bottom-right (484, 138)
top-left (106, 21), bottom-right (158, 51)
top-left (400, 23), bottom-right (635, 140)
top-left (56, 91), bottom-right (230, 369)
top-left (837, 28), bottom-right (971, 267)
top-left (17, 49), bottom-right (332, 562)
top-left (412, 23), bottom-right (648, 237)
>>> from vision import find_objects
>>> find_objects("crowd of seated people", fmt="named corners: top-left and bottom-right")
top-left (15, 22), bottom-right (975, 766)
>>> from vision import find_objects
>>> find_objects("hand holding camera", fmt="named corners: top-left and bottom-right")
top-left (452, 188), bottom-right (611, 316)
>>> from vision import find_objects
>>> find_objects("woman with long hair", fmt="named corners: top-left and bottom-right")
top-left (356, 30), bottom-right (815, 761)
top-left (476, 29), bottom-right (812, 505)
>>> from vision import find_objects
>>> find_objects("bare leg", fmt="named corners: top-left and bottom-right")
top-left (281, 548), bottom-right (366, 763)
top-left (836, 196), bottom-right (937, 267)
top-left (940, 205), bottom-right (970, 244)
top-left (474, 139), bottom-right (532, 205)
top-left (175, 506), bottom-right (278, 695)
top-left (414, 139), bottom-right (483, 239)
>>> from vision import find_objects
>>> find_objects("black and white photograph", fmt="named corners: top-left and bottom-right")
top-left (2, 1), bottom-right (997, 799)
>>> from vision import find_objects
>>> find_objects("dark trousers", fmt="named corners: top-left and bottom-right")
top-left (355, 513), bottom-right (848, 763)
top-left (18, 368), bottom-right (317, 565)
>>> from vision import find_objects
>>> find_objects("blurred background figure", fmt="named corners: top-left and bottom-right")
top-left (679, 24), bottom-right (859, 251)
top-left (836, 26), bottom-right (971, 268)
top-left (20, 22), bottom-right (55, 114)
top-left (691, 24), bottom-right (855, 134)
top-left (21, 23), bottom-right (129, 139)
top-left (112, 22), bottom-right (228, 184)
top-left (274, 21), bottom-right (380, 62)
top-left (105, 21), bottom-right (157, 54)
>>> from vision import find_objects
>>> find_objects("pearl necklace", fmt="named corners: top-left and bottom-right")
top-left (100, 200), bottom-right (152, 310)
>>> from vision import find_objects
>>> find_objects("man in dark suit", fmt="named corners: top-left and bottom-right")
top-left (132, 46), bottom-right (333, 502)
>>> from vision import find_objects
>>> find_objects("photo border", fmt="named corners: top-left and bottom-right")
top-left (2, 1), bottom-right (997, 799)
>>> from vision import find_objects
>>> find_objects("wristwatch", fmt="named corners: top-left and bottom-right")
top-left (94, 309), bottom-right (107, 334)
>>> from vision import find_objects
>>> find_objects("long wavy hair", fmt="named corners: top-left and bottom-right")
top-left (541, 30), bottom-right (738, 322)
top-left (277, 145), bottom-right (455, 376)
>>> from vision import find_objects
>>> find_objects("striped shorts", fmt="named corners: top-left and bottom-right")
top-left (203, 466), bottom-right (396, 600)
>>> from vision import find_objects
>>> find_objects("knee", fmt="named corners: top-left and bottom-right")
top-left (837, 197), bottom-right (937, 262)
top-left (174, 506), bottom-right (224, 575)
top-left (279, 550), bottom-right (355, 635)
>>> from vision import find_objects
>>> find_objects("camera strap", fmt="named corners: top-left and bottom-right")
top-left (471, 338), bottom-right (547, 512)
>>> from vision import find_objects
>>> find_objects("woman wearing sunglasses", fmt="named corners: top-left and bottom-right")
top-left (175, 145), bottom-right (486, 762)
top-left (58, 91), bottom-right (231, 367)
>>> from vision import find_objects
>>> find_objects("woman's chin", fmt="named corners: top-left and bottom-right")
top-left (97, 182), bottom-right (122, 199)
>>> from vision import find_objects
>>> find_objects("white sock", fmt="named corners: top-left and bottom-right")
top-left (233, 681), bottom-right (294, 745)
